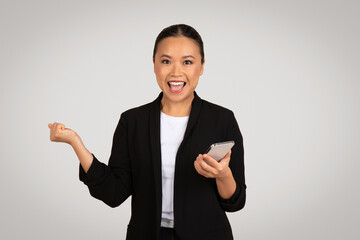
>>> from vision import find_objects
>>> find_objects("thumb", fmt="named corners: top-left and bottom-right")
top-left (225, 150), bottom-right (232, 160)
top-left (48, 123), bottom-right (52, 129)
top-left (226, 150), bottom-right (232, 158)
top-left (221, 150), bottom-right (232, 163)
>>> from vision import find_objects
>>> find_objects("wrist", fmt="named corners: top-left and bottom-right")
top-left (215, 167), bottom-right (236, 199)
top-left (69, 134), bottom-right (82, 148)
top-left (216, 167), bottom-right (233, 182)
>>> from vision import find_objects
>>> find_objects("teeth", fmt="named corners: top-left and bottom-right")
top-left (169, 82), bottom-right (184, 86)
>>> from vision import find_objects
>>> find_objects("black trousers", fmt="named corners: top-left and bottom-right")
top-left (160, 227), bottom-right (180, 240)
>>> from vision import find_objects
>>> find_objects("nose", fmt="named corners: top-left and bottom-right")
top-left (170, 63), bottom-right (183, 77)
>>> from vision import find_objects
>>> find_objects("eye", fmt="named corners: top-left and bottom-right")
top-left (161, 59), bottom-right (170, 64)
top-left (184, 60), bottom-right (193, 65)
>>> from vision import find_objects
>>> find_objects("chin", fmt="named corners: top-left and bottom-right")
top-left (165, 90), bottom-right (194, 103)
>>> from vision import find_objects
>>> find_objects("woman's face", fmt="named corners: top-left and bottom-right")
top-left (153, 36), bottom-right (204, 105)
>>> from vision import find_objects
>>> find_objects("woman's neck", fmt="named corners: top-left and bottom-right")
top-left (161, 94), bottom-right (194, 117)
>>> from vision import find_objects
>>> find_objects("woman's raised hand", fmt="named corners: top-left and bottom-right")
top-left (48, 122), bottom-right (78, 145)
top-left (48, 122), bottom-right (93, 173)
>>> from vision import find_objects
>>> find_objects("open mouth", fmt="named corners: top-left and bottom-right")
top-left (168, 81), bottom-right (186, 93)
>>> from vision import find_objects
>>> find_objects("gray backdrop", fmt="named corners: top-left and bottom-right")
top-left (1, 0), bottom-right (359, 239)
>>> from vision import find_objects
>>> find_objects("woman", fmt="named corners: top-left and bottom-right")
top-left (48, 24), bottom-right (246, 240)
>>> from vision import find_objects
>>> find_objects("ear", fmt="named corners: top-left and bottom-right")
top-left (153, 57), bottom-right (155, 73)
top-left (200, 59), bottom-right (205, 75)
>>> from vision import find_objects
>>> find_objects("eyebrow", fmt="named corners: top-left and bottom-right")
top-left (183, 55), bottom-right (196, 59)
top-left (160, 54), bottom-right (196, 59)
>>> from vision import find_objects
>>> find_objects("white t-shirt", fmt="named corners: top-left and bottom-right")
top-left (160, 111), bottom-right (189, 228)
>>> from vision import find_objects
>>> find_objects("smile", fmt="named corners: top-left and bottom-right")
top-left (168, 81), bottom-right (186, 93)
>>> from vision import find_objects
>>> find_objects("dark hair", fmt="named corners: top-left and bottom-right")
top-left (153, 24), bottom-right (205, 64)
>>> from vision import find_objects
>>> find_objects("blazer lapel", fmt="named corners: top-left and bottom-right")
top-left (183, 91), bottom-right (202, 140)
top-left (149, 92), bottom-right (163, 235)
top-left (149, 91), bottom-right (202, 237)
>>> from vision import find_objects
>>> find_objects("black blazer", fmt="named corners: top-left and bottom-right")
top-left (79, 92), bottom-right (246, 240)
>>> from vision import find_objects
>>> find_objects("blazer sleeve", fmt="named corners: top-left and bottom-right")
top-left (218, 111), bottom-right (246, 212)
top-left (79, 113), bottom-right (133, 208)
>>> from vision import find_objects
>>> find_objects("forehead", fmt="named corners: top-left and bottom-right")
top-left (156, 36), bottom-right (201, 56)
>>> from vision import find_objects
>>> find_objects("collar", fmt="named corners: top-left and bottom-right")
top-left (152, 91), bottom-right (202, 138)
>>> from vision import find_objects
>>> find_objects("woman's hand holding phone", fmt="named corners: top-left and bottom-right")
top-left (194, 142), bottom-right (237, 199)
top-left (194, 150), bottom-right (232, 179)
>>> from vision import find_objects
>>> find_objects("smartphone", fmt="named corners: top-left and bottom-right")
top-left (205, 141), bottom-right (235, 162)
